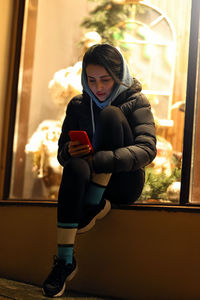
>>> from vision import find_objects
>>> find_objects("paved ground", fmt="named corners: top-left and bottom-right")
top-left (0, 278), bottom-right (114, 300)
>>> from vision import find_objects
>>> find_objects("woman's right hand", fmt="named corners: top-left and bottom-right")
top-left (68, 140), bottom-right (92, 157)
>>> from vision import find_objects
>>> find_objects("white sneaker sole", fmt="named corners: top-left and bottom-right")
top-left (77, 200), bottom-right (111, 234)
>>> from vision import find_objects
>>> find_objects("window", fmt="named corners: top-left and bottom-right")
top-left (187, 9), bottom-right (200, 204)
top-left (3, 0), bottom-right (199, 206)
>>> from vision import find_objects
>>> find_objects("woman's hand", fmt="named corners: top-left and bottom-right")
top-left (68, 140), bottom-right (92, 157)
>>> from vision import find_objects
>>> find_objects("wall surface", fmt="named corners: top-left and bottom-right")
top-left (0, 205), bottom-right (200, 300)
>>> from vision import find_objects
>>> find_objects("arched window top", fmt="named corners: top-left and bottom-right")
top-left (111, 0), bottom-right (176, 120)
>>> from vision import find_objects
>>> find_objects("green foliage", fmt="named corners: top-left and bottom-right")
top-left (140, 167), bottom-right (181, 200)
top-left (81, 0), bottom-right (138, 45)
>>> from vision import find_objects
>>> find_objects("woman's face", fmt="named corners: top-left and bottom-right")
top-left (86, 64), bottom-right (115, 102)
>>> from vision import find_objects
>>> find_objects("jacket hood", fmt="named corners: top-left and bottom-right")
top-left (81, 49), bottom-right (134, 109)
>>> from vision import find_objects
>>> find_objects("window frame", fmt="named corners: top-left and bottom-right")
top-left (1, 0), bottom-right (200, 208)
top-left (0, 0), bottom-right (25, 201)
top-left (180, 0), bottom-right (200, 206)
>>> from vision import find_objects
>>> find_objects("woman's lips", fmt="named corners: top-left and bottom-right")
top-left (96, 92), bottom-right (105, 97)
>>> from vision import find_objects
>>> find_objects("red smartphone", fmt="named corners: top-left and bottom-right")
top-left (69, 130), bottom-right (93, 153)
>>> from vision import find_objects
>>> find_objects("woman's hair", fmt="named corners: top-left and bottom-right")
top-left (82, 44), bottom-right (123, 84)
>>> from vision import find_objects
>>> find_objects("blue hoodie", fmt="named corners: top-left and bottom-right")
top-left (81, 48), bottom-right (133, 135)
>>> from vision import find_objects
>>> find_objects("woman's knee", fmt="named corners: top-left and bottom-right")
top-left (63, 157), bottom-right (91, 180)
top-left (99, 106), bottom-right (123, 125)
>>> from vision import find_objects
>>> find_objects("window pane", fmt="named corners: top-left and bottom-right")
top-left (10, 0), bottom-right (192, 203)
top-left (189, 20), bottom-right (200, 203)
top-left (10, 0), bottom-right (95, 200)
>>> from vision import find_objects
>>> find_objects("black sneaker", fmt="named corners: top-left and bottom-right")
top-left (42, 256), bottom-right (77, 298)
top-left (78, 199), bottom-right (111, 234)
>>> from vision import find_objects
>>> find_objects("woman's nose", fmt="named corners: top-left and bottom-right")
top-left (96, 81), bottom-right (103, 91)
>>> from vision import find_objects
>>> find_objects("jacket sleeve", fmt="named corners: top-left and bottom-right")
top-left (57, 100), bottom-right (78, 166)
top-left (92, 95), bottom-right (157, 173)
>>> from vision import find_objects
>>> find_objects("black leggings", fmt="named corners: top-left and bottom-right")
top-left (58, 106), bottom-right (144, 223)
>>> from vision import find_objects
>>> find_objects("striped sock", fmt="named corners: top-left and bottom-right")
top-left (84, 182), bottom-right (105, 205)
top-left (85, 173), bottom-right (111, 206)
top-left (58, 245), bottom-right (73, 264)
top-left (57, 222), bottom-right (78, 265)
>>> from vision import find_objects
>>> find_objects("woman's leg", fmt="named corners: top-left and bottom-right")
top-left (82, 105), bottom-right (135, 209)
top-left (93, 105), bottom-right (134, 151)
top-left (43, 158), bottom-right (90, 297)
top-left (94, 106), bottom-right (144, 205)
top-left (78, 106), bottom-right (134, 232)
top-left (57, 158), bottom-right (91, 261)
top-left (57, 157), bottom-right (91, 223)
top-left (81, 105), bottom-right (134, 206)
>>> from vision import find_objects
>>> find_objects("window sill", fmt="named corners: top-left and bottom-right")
top-left (0, 199), bottom-right (57, 206)
top-left (1, 199), bottom-right (200, 212)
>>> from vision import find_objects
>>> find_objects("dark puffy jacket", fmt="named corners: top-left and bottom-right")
top-left (58, 78), bottom-right (157, 174)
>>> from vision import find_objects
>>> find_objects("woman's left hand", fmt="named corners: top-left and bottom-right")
top-left (68, 140), bottom-right (92, 157)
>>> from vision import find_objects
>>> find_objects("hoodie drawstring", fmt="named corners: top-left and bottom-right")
top-left (90, 97), bottom-right (96, 136)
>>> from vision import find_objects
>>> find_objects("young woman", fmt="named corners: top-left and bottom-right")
top-left (43, 43), bottom-right (157, 297)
